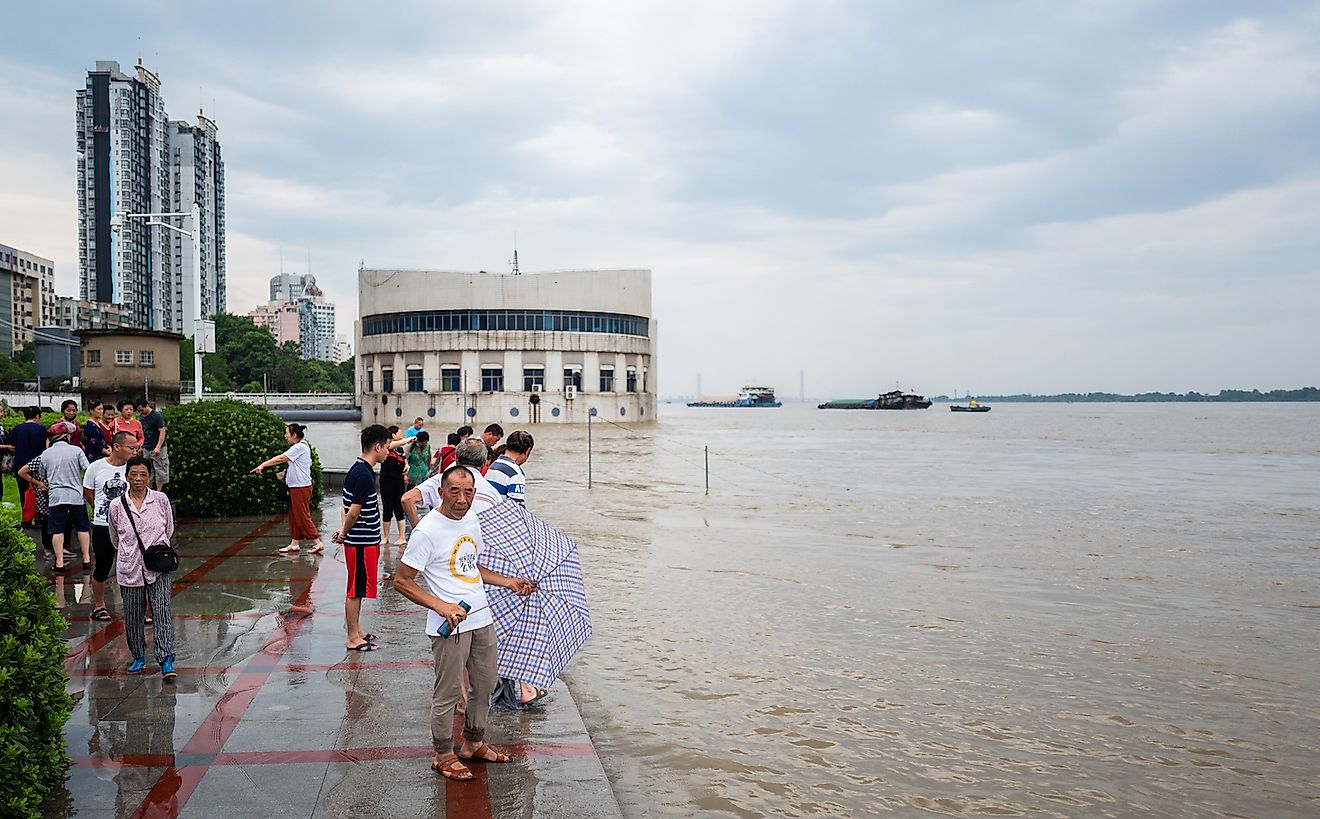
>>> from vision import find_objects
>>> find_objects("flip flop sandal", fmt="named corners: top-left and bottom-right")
top-left (346, 642), bottom-right (378, 652)
top-left (363, 634), bottom-right (379, 643)
top-left (457, 743), bottom-right (512, 764)
top-left (430, 754), bottom-right (474, 781)
top-left (90, 608), bottom-right (112, 622)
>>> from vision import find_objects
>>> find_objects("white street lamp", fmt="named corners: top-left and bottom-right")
top-left (112, 203), bottom-right (213, 399)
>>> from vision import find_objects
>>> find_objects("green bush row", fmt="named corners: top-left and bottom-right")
top-left (0, 504), bottom-right (72, 817)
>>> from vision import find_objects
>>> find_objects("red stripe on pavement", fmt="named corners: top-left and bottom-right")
top-left (130, 576), bottom-right (318, 817)
top-left (73, 741), bottom-right (597, 769)
top-left (68, 659), bottom-right (432, 678)
top-left (449, 714), bottom-right (495, 819)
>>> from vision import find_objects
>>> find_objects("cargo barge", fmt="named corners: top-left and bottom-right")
top-left (818, 390), bottom-right (932, 410)
top-left (688, 386), bottom-right (782, 408)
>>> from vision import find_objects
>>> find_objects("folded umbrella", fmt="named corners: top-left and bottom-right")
top-left (476, 501), bottom-right (592, 689)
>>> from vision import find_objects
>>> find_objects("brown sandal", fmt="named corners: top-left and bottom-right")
top-left (430, 753), bottom-right (474, 780)
top-left (458, 742), bottom-right (511, 763)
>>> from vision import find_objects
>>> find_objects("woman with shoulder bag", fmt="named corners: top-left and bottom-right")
top-left (107, 455), bottom-right (177, 679)
top-left (251, 423), bottom-right (323, 555)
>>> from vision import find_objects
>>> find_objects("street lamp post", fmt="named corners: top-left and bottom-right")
top-left (112, 203), bottom-right (211, 398)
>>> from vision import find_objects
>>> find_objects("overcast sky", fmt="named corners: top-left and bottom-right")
top-left (3, 1), bottom-right (1318, 396)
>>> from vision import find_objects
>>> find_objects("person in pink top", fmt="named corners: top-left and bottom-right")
top-left (111, 400), bottom-right (144, 447)
top-left (106, 455), bottom-right (176, 679)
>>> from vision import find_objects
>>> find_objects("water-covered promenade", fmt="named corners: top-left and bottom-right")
top-left (44, 504), bottom-right (620, 818)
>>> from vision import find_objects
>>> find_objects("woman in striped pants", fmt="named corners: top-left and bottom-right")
top-left (107, 456), bottom-right (177, 679)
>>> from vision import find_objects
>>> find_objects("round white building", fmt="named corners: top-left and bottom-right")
top-left (356, 267), bottom-right (657, 425)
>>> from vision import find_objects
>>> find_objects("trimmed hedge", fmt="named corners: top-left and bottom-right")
top-left (163, 400), bottom-right (323, 517)
top-left (0, 505), bottom-right (72, 817)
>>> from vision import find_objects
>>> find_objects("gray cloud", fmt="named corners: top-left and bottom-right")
top-left (1, 1), bottom-right (1317, 396)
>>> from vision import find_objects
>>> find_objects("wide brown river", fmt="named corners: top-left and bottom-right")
top-left (315, 402), bottom-right (1320, 816)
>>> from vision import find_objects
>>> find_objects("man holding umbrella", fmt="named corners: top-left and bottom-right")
top-left (393, 466), bottom-right (535, 782)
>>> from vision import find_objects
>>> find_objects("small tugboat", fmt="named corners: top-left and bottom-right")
top-left (950, 398), bottom-right (991, 413)
top-left (818, 390), bottom-right (932, 410)
top-left (688, 386), bottom-right (782, 408)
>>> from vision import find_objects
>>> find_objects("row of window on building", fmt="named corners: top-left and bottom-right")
top-left (366, 365), bottom-right (643, 394)
top-left (82, 349), bottom-right (155, 366)
top-left (361, 309), bottom-right (649, 337)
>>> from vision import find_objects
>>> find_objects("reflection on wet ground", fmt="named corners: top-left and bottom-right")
top-left (46, 505), bottom-right (619, 819)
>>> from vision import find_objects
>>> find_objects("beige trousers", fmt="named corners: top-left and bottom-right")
top-left (430, 624), bottom-right (499, 752)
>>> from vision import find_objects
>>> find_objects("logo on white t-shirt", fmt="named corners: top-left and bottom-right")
top-left (450, 534), bottom-right (480, 582)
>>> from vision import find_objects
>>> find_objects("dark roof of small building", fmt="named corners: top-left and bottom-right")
top-left (75, 328), bottom-right (186, 342)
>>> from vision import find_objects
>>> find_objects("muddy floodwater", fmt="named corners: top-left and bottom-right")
top-left (314, 402), bottom-right (1320, 816)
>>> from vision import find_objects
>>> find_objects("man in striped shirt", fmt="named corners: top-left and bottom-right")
top-left (485, 431), bottom-right (533, 505)
top-left (332, 424), bottom-right (392, 651)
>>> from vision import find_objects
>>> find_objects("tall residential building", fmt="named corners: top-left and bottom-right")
top-left (170, 113), bottom-right (226, 327)
top-left (247, 273), bottom-right (337, 362)
top-left (0, 243), bottom-right (56, 357)
top-left (51, 296), bottom-right (130, 331)
top-left (75, 60), bottom-right (225, 334)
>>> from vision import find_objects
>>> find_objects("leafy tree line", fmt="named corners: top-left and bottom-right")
top-left (936, 387), bottom-right (1320, 403)
top-left (180, 313), bottom-right (354, 393)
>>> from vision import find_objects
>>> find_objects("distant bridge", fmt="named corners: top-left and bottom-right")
top-left (184, 392), bottom-right (361, 421)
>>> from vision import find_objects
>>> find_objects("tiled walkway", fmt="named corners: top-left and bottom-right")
top-left (44, 507), bottom-right (620, 818)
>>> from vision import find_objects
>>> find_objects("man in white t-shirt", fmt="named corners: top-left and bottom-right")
top-left (393, 466), bottom-right (534, 782)
top-left (82, 431), bottom-right (137, 621)
top-left (401, 437), bottom-right (501, 528)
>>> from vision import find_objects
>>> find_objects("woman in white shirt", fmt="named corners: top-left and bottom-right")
top-left (251, 423), bottom-right (324, 554)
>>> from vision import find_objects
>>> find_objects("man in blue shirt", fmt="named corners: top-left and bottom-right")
top-left (403, 417), bottom-right (425, 440)
top-left (485, 431), bottom-right (533, 505)
top-left (11, 406), bottom-right (48, 524)
top-left (332, 424), bottom-right (392, 651)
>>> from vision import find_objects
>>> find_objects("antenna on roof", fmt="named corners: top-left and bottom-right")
top-left (509, 232), bottom-right (520, 275)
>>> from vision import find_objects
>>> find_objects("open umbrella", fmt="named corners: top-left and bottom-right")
top-left (476, 501), bottom-right (592, 689)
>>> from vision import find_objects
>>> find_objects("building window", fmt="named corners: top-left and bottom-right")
top-left (441, 367), bottom-right (461, 392)
top-left (406, 367), bottom-right (424, 392)
top-left (115, 350), bottom-right (132, 365)
top-left (599, 367), bottom-right (615, 392)
top-left (481, 367), bottom-right (503, 392)
top-left (381, 368), bottom-right (394, 393)
top-left (139, 350), bottom-right (155, 366)
top-left (564, 367), bottom-right (582, 391)
top-left (366, 370), bottom-right (374, 392)
top-left (627, 368), bottom-right (638, 393)
top-left (523, 367), bottom-right (545, 392)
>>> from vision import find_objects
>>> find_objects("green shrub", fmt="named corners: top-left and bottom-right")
top-left (0, 505), bottom-right (72, 818)
top-left (163, 400), bottom-right (323, 517)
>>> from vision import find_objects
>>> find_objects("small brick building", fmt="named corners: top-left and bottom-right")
top-left (77, 328), bottom-right (184, 407)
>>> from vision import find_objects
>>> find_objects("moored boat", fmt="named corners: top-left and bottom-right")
top-left (950, 398), bottom-right (991, 412)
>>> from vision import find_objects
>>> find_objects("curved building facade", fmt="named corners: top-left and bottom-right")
top-left (356, 268), bottom-right (657, 425)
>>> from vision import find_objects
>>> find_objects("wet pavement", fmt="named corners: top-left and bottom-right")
top-left (43, 503), bottom-right (620, 818)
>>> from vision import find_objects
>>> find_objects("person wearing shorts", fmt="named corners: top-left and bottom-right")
top-left (21, 428), bottom-right (91, 572)
top-left (83, 432), bottom-right (136, 621)
top-left (332, 424), bottom-right (390, 652)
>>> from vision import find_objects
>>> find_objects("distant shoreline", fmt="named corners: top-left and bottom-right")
top-left (933, 387), bottom-right (1320, 403)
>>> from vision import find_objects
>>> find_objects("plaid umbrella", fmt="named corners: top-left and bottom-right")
top-left (476, 501), bottom-right (592, 689)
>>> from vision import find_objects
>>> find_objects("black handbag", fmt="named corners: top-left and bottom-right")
top-left (121, 494), bottom-right (180, 573)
